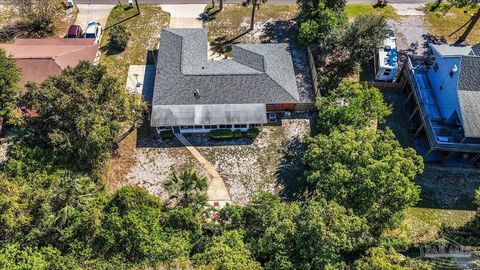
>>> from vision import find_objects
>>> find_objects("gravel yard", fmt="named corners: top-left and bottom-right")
top-left (121, 118), bottom-right (312, 204)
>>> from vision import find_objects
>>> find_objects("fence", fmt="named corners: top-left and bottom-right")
top-left (307, 47), bottom-right (320, 97)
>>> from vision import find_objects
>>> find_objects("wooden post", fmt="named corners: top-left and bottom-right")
top-left (408, 106), bottom-right (419, 122)
top-left (414, 122), bottom-right (425, 138)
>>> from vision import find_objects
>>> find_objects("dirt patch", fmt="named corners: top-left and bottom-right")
top-left (388, 16), bottom-right (430, 64)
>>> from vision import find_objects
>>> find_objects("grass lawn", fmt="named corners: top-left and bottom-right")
top-left (396, 207), bottom-right (475, 244)
top-left (99, 4), bottom-right (169, 84)
top-left (346, 4), bottom-right (398, 20)
top-left (204, 4), bottom-right (298, 47)
top-left (425, 3), bottom-right (480, 44)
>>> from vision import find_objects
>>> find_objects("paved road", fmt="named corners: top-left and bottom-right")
top-left (72, 0), bottom-right (434, 4)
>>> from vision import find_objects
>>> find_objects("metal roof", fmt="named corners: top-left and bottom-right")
top-left (151, 104), bottom-right (267, 126)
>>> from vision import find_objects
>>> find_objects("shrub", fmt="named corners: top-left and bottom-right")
top-left (209, 129), bottom-right (234, 139)
top-left (159, 130), bottom-right (174, 140)
top-left (246, 128), bottom-right (260, 138)
top-left (233, 130), bottom-right (242, 138)
top-left (107, 25), bottom-right (131, 54)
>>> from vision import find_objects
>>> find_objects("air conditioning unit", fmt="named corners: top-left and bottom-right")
top-left (128, 0), bottom-right (133, 7)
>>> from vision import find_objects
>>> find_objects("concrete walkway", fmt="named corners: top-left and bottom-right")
top-left (175, 133), bottom-right (232, 208)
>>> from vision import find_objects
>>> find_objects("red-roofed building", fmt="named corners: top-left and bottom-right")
top-left (0, 39), bottom-right (99, 85)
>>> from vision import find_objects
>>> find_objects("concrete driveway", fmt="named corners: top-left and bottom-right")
top-left (160, 4), bottom-right (205, 28)
top-left (75, 4), bottom-right (114, 29)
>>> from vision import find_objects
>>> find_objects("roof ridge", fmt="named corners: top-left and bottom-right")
top-left (53, 44), bottom-right (95, 59)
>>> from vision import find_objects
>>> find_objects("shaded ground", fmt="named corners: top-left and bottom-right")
top-left (0, 1), bottom-right (78, 42)
top-left (99, 4), bottom-right (170, 83)
top-left (381, 89), bottom-right (480, 211)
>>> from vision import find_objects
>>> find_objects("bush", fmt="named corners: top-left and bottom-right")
top-left (246, 128), bottom-right (260, 139)
top-left (209, 129), bottom-right (234, 139)
top-left (159, 130), bottom-right (174, 140)
top-left (107, 25), bottom-right (131, 54)
top-left (233, 130), bottom-right (242, 138)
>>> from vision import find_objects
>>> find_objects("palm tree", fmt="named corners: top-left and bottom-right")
top-left (164, 170), bottom-right (208, 211)
top-left (245, 0), bottom-right (268, 32)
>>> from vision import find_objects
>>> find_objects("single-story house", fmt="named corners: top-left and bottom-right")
top-left (0, 38), bottom-right (99, 85)
top-left (404, 43), bottom-right (480, 158)
top-left (151, 28), bottom-right (307, 134)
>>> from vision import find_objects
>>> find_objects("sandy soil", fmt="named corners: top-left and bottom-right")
top-left (193, 119), bottom-right (311, 204)
top-left (120, 118), bottom-right (311, 204)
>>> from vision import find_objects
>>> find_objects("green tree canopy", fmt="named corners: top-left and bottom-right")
top-left (19, 61), bottom-right (145, 169)
top-left (0, 49), bottom-right (21, 127)
top-left (317, 81), bottom-right (391, 134)
top-left (342, 15), bottom-right (389, 67)
top-left (193, 230), bottom-right (262, 270)
top-left (304, 127), bottom-right (423, 235)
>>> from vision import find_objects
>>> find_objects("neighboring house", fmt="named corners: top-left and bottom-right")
top-left (151, 28), bottom-right (307, 134)
top-left (404, 43), bottom-right (480, 159)
top-left (0, 39), bottom-right (99, 85)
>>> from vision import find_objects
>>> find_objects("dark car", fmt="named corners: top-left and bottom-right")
top-left (67, 25), bottom-right (83, 38)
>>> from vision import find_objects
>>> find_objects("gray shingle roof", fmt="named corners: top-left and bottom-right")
top-left (458, 55), bottom-right (480, 138)
top-left (472, 44), bottom-right (480, 55)
top-left (152, 28), bottom-right (300, 106)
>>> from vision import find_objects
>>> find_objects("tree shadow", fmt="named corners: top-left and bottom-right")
top-left (276, 137), bottom-right (310, 201)
top-left (104, 12), bottom-right (139, 31)
top-left (0, 22), bottom-right (54, 43)
top-left (209, 30), bottom-right (251, 55)
top-left (261, 19), bottom-right (297, 44)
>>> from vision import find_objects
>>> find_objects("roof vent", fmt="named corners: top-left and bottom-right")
top-left (194, 89), bottom-right (201, 99)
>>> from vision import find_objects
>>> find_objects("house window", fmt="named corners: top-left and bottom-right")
top-left (234, 124), bottom-right (247, 129)
top-left (194, 125), bottom-right (203, 130)
top-left (180, 126), bottom-right (194, 130)
top-left (203, 125), bottom-right (218, 129)
top-left (433, 63), bottom-right (439, 72)
top-left (219, 124), bottom-right (232, 129)
top-left (249, 124), bottom-right (260, 128)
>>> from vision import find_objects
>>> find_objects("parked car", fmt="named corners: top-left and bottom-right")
top-left (67, 25), bottom-right (83, 38)
top-left (85, 20), bottom-right (102, 43)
